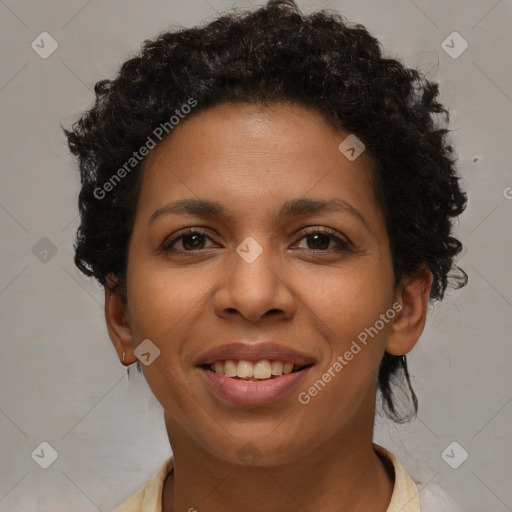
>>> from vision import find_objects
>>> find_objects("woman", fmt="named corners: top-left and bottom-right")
top-left (64, 1), bottom-right (467, 510)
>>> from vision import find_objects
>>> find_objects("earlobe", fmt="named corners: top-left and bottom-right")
top-left (104, 274), bottom-right (138, 366)
top-left (385, 267), bottom-right (433, 356)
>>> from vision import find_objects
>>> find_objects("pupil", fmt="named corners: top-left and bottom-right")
top-left (184, 234), bottom-right (203, 250)
top-left (309, 233), bottom-right (328, 250)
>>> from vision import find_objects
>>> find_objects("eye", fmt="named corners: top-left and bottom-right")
top-left (293, 228), bottom-right (351, 252)
top-left (161, 228), bottom-right (217, 253)
top-left (160, 227), bottom-right (351, 255)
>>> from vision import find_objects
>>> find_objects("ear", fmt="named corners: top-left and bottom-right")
top-left (385, 266), bottom-right (433, 356)
top-left (104, 274), bottom-right (138, 365)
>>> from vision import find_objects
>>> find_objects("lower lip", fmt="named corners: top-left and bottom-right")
top-left (198, 367), bottom-right (312, 406)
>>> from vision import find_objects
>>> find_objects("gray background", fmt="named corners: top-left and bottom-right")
top-left (0, 0), bottom-right (511, 510)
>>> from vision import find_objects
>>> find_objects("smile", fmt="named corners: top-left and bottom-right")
top-left (203, 359), bottom-right (310, 380)
top-left (198, 362), bottom-right (313, 406)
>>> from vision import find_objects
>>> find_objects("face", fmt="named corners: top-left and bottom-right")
top-left (116, 102), bottom-right (405, 465)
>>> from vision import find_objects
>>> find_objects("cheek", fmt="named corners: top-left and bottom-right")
top-left (300, 261), bottom-right (393, 349)
top-left (125, 260), bottom-right (209, 414)
top-left (126, 259), bottom-right (210, 342)
top-left (294, 275), bottom-right (394, 433)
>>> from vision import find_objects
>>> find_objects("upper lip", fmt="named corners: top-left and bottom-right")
top-left (195, 342), bottom-right (316, 367)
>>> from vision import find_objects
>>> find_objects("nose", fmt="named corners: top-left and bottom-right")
top-left (212, 239), bottom-right (297, 324)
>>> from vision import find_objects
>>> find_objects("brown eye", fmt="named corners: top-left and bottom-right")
top-left (294, 228), bottom-right (350, 252)
top-left (176, 233), bottom-right (207, 251)
top-left (161, 229), bottom-right (216, 253)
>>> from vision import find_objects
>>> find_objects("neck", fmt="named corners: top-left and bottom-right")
top-left (162, 418), bottom-right (394, 512)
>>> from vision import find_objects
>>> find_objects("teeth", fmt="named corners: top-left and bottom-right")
top-left (206, 359), bottom-right (303, 379)
top-left (283, 362), bottom-right (293, 374)
top-left (270, 360), bottom-right (284, 375)
top-left (224, 359), bottom-right (237, 377)
top-left (236, 360), bottom-right (253, 378)
top-left (253, 360), bottom-right (272, 379)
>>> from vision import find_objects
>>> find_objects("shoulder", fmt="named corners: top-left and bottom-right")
top-left (374, 444), bottom-right (461, 512)
top-left (113, 456), bottom-right (174, 512)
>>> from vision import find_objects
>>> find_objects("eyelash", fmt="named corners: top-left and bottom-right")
top-left (160, 227), bottom-right (351, 254)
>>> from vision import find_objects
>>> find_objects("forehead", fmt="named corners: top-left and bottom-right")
top-left (137, 102), bottom-right (380, 224)
top-left (145, 102), bottom-right (368, 164)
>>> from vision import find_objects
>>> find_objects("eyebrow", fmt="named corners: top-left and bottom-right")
top-left (148, 197), bottom-right (369, 230)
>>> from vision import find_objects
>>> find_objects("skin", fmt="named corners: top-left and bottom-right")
top-left (105, 102), bottom-right (432, 512)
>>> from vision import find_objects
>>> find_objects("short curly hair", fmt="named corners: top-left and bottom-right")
top-left (64, 0), bottom-right (467, 423)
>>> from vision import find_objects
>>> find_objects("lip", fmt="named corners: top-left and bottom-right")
top-left (194, 342), bottom-right (316, 367)
top-left (198, 365), bottom-right (313, 406)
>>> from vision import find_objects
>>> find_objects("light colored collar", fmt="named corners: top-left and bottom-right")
top-left (114, 443), bottom-right (421, 512)
top-left (374, 444), bottom-right (421, 511)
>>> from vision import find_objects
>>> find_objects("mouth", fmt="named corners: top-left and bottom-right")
top-left (200, 359), bottom-right (314, 381)
top-left (194, 343), bottom-right (316, 406)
